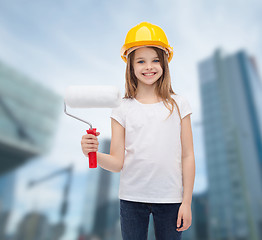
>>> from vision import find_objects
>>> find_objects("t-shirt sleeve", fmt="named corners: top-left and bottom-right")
top-left (110, 101), bottom-right (126, 128)
top-left (180, 95), bottom-right (193, 119)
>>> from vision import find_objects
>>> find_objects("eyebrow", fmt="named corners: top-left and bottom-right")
top-left (135, 57), bottom-right (159, 60)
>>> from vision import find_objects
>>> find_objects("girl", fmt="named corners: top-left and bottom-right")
top-left (81, 22), bottom-right (195, 240)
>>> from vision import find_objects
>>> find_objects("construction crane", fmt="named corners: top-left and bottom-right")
top-left (27, 164), bottom-right (73, 240)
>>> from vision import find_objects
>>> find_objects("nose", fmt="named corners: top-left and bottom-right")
top-left (145, 63), bottom-right (152, 70)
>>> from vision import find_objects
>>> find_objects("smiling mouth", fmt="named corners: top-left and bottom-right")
top-left (142, 73), bottom-right (156, 76)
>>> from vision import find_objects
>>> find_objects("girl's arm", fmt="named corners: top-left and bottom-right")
top-left (97, 152), bottom-right (123, 173)
top-left (181, 114), bottom-right (195, 205)
top-left (177, 114), bottom-right (195, 232)
top-left (97, 118), bottom-right (125, 173)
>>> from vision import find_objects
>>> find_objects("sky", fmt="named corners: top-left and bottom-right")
top-left (0, 0), bottom-right (261, 239)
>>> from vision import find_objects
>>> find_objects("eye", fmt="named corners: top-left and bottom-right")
top-left (138, 60), bottom-right (144, 63)
top-left (153, 59), bottom-right (160, 62)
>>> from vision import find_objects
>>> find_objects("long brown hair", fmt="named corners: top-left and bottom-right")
top-left (123, 46), bottom-right (182, 123)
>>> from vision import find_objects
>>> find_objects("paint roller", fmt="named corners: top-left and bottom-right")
top-left (64, 85), bottom-right (121, 168)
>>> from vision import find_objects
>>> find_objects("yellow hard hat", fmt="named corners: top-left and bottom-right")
top-left (120, 22), bottom-right (173, 63)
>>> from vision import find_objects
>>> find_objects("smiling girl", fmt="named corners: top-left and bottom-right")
top-left (81, 22), bottom-right (195, 240)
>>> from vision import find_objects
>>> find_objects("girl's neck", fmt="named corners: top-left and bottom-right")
top-left (135, 82), bottom-right (163, 103)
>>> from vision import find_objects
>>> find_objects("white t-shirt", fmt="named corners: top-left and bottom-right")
top-left (110, 94), bottom-right (192, 203)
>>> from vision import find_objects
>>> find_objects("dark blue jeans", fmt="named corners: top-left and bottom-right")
top-left (120, 199), bottom-right (183, 240)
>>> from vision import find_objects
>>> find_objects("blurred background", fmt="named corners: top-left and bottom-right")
top-left (0, 0), bottom-right (261, 240)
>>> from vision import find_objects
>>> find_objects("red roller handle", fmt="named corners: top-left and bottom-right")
top-left (86, 128), bottom-right (97, 168)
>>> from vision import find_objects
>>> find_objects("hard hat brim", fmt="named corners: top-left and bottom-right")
top-left (121, 41), bottom-right (173, 63)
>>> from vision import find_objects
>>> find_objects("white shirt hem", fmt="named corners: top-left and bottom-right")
top-left (119, 195), bottom-right (183, 203)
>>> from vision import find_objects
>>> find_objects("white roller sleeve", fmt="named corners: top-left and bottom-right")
top-left (65, 85), bottom-right (121, 108)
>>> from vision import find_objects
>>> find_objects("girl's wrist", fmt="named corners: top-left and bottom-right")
top-left (182, 199), bottom-right (192, 205)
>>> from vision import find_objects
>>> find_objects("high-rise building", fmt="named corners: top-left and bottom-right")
top-left (0, 60), bottom-right (62, 175)
top-left (0, 60), bottom-right (62, 240)
top-left (14, 212), bottom-right (50, 240)
top-left (198, 49), bottom-right (262, 240)
top-left (192, 192), bottom-right (209, 240)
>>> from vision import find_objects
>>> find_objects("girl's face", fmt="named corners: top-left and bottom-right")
top-left (133, 47), bottom-right (163, 87)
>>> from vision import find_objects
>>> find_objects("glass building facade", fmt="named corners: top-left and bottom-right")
top-left (198, 49), bottom-right (262, 240)
top-left (0, 60), bottom-right (62, 239)
top-left (0, 60), bottom-right (62, 175)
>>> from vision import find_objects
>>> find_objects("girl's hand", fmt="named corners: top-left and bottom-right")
top-left (176, 202), bottom-right (192, 232)
top-left (81, 132), bottom-right (100, 157)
